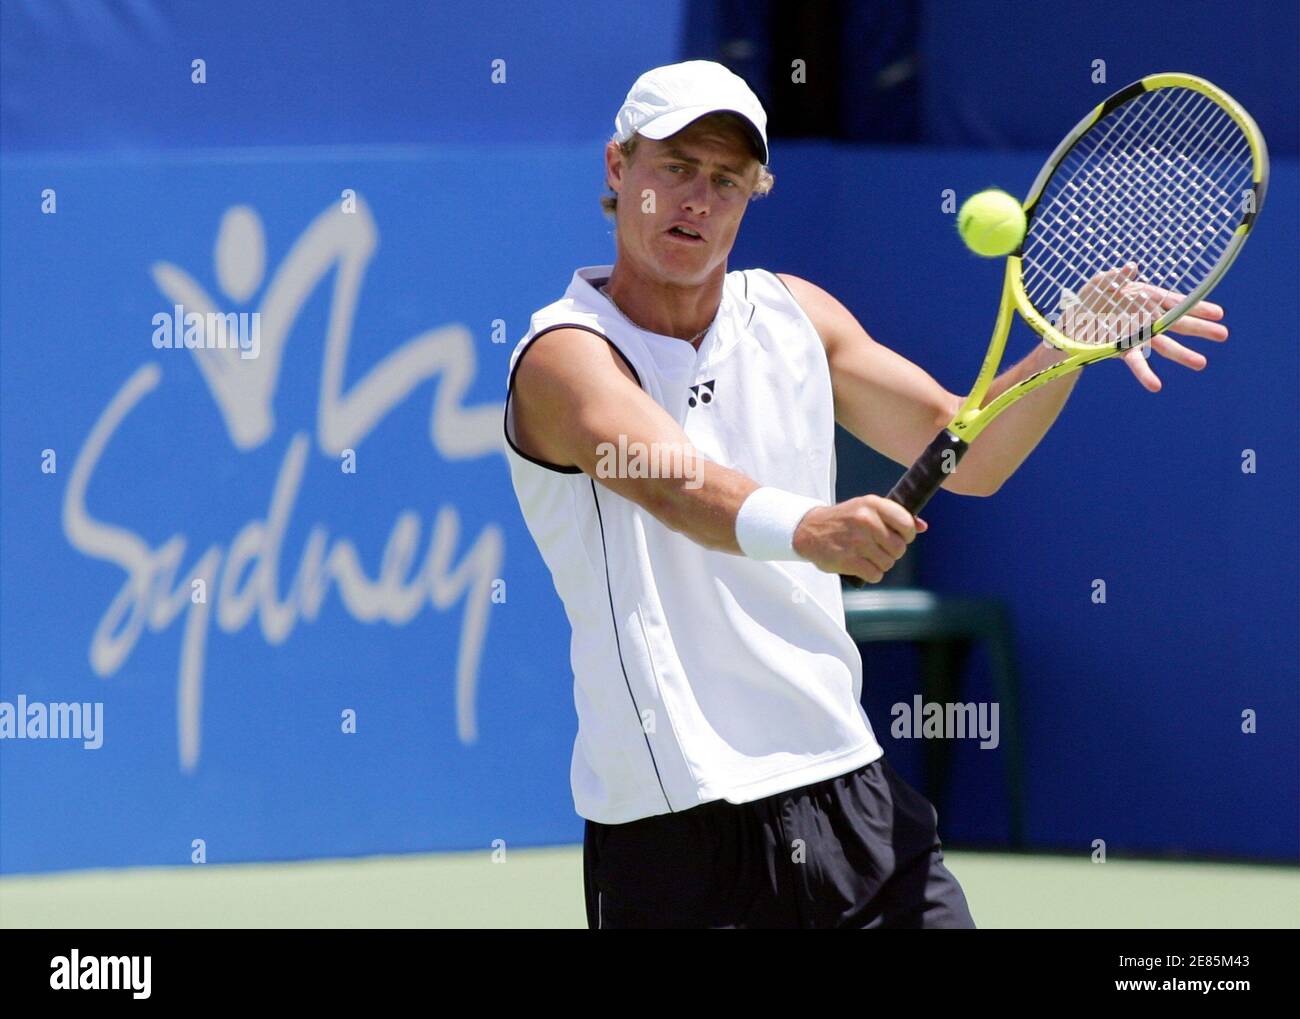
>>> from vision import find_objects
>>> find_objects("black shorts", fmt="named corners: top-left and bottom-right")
top-left (583, 755), bottom-right (975, 929)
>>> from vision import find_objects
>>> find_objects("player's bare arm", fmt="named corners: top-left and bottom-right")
top-left (774, 272), bottom-right (985, 493)
top-left (510, 326), bottom-right (921, 581)
top-left (777, 272), bottom-right (1232, 499)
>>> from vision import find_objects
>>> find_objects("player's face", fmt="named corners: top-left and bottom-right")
top-left (608, 121), bottom-right (761, 286)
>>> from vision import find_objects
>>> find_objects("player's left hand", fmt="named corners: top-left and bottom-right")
top-left (1117, 268), bottom-right (1229, 392)
top-left (1071, 262), bottom-right (1230, 393)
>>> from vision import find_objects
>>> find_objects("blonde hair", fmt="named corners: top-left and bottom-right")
top-left (600, 118), bottom-right (775, 218)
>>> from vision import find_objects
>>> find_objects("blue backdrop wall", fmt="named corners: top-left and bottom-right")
top-left (2, 1), bottom-right (1296, 873)
top-left (0, 0), bottom-right (686, 151)
top-left (917, 0), bottom-right (1299, 156)
top-left (2, 143), bottom-right (1294, 873)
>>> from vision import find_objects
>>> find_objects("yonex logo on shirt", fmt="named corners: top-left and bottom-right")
top-left (688, 380), bottom-right (716, 407)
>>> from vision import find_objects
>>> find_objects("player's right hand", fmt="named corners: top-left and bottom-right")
top-left (793, 495), bottom-right (926, 584)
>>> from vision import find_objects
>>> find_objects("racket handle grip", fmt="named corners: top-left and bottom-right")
top-left (886, 429), bottom-right (968, 515)
top-left (842, 430), bottom-right (968, 589)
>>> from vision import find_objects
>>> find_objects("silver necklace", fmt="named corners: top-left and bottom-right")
top-left (600, 284), bottom-right (710, 346)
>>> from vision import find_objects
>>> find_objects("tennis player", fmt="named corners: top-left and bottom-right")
top-left (502, 61), bottom-right (1229, 929)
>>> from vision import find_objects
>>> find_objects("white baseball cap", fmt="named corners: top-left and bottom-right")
top-left (613, 60), bottom-right (769, 165)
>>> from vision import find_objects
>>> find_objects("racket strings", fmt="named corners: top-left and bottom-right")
top-left (1026, 90), bottom-right (1251, 337)
top-left (1021, 86), bottom-right (1254, 346)
top-left (1099, 90), bottom-right (1248, 273)
top-left (1029, 89), bottom-right (1245, 325)
top-left (1040, 88), bottom-right (1249, 300)
top-left (1039, 92), bottom-right (1242, 335)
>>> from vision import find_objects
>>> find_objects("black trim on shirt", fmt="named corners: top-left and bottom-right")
top-left (741, 270), bottom-right (756, 328)
top-left (589, 477), bottom-right (674, 814)
top-left (503, 323), bottom-right (643, 475)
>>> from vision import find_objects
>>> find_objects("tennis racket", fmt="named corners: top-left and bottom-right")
top-left (846, 72), bottom-right (1268, 588)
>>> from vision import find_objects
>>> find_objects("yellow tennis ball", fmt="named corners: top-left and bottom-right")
top-left (957, 189), bottom-right (1027, 257)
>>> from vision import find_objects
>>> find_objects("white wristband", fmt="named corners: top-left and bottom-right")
top-left (735, 487), bottom-right (825, 561)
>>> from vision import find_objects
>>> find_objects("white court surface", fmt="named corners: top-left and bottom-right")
top-left (2, 848), bottom-right (1296, 929)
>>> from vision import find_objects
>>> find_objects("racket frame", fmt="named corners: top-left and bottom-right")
top-left (891, 72), bottom-right (1269, 505)
top-left (849, 72), bottom-right (1269, 582)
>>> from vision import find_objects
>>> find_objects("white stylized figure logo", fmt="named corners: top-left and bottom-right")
top-left (63, 196), bottom-right (504, 770)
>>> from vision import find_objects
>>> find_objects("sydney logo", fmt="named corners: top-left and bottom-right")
top-left (62, 196), bottom-right (503, 770)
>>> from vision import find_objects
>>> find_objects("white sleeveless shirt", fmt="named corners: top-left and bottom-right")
top-left (504, 265), bottom-right (883, 824)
